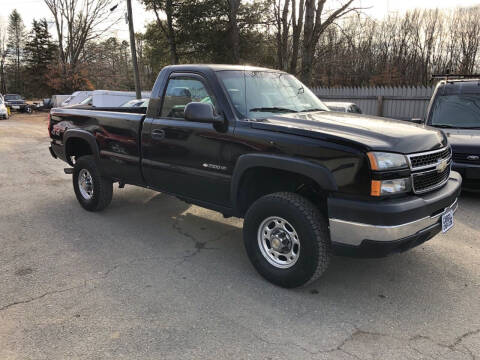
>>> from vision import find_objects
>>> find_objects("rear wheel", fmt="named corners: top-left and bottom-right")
top-left (243, 192), bottom-right (331, 288)
top-left (73, 155), bottom-right (113, 211)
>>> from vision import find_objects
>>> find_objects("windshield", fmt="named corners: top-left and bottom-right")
top-left (5, 94), bottom-right (21, 101)
top-left (217, 70), bottom-right (329, 119)
top-left (79, 96), bottom-right (92, 105)
top-left (430, 94), bottom-right (480, 128)
top-left (121, 99), bottom-right (141, 107)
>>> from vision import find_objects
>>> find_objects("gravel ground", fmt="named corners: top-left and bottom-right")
top-left (0, 113), bottom-right (479, 360)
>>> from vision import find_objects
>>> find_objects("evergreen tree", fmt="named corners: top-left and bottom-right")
top-left (7, 10), bottom-right (25, 94)
top-left (24, 19), bottom-right (57, 97)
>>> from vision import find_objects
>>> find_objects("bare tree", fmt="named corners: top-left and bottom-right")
top-left (43, 0), bottom-right (120, 83)
top-left (456, 6), bottom-right (480, 73)
top-left (301, 0), bottom-right (358, 85)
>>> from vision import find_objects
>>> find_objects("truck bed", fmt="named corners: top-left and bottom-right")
top-left (49, 107), bottom-right (146, 185)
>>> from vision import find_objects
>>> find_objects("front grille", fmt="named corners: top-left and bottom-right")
top-left (412, 165), bottom-right (451, 193)
top-left (408, 147), bottom-right (451, 169)
top-left (452, 152), bottom-right (480, 165)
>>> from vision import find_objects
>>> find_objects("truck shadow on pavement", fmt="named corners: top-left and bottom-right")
top-left (42, 186), bottom-right (471, 297)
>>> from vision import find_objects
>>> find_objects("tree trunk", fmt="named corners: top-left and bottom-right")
top-left (153, 1), bottom-right (178, 64)
top-left (227, 0), bottom-right (241, 63)
top-left (289, 0), bottom-right (304, 74)
top-left (166, 0), bottom-right (179, 64)
top-left (0, 61), bottom-right (6, 94)
top-left (301, 0), bottom-right (315, 84)
top-left (280, 0), bottom-right (290, 70)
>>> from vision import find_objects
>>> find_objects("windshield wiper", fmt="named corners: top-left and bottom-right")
top-left (298, 108), bottom-right (326, 113)
top-left (433, 124), bottom-right (456, 128)
top-left (249, 107), bottom-right (298, 113)
top-left (434, 124), bottom-right (480, 129)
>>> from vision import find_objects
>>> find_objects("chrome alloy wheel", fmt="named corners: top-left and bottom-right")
top-left (257, 216), bottom-right (300, 269)
top-left (78, 169), bottom-right (94, 200)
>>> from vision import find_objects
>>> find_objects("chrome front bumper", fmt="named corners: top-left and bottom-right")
top-left (329, 199), bottom-right (458, 246)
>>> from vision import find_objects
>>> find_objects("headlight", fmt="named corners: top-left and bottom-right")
top-left (367, 152), bottom-right (408, 170)
top-left (371, 178), bottom-right (410, 196)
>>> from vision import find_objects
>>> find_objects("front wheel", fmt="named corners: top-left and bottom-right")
top-left (73, 155), bottom-right (113, 211)
top-left (243, 192), bottom-right (331, 288)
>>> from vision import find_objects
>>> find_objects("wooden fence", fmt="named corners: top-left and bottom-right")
top-left (312, 86), bottom-right (435, 120)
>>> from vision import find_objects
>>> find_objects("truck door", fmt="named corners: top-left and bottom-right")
top-left (142, 73), bottom-right (231, 207)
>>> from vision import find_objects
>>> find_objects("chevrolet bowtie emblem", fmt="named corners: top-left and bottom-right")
top-left (436, 159), bottom-right (448, 173)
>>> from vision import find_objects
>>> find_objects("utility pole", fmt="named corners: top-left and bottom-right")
top-left (126, 0), bottom-right (142, 99)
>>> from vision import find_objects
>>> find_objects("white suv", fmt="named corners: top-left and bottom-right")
top-left (0, 96), bottom-right (8, 119)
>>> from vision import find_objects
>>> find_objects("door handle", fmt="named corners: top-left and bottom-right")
top-left (151, 129), bottom-right (165, 140)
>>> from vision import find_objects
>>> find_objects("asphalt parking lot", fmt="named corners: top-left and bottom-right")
top-left (0, 113), bottom-right (479, 359)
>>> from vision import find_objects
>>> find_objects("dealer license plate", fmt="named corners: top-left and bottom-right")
top-left (442, 210), bottom-right (454, 233)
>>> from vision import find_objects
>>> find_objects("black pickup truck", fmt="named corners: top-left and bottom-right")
top-left (49, 65), bottom-right (461, 288)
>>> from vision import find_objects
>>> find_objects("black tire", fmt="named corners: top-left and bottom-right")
top-left (73, 155), bottom-right (113, 211)
top-left (243, 192), bottom-right (331, 288)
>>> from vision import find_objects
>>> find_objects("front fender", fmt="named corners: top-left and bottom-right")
top-left (230, 153), bottom-right (338, 212)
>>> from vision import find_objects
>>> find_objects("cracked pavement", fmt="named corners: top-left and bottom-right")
top-left (0, 114), bottom-right (479, 359)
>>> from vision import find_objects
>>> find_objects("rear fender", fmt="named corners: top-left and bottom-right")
top-left (64, 129), bottom-right (100, 166)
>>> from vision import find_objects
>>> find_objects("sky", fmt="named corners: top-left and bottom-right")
top-left (1, 0), bottom-right (480, 39)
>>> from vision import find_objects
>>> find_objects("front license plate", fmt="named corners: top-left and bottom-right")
top-left (442, 210), bottom-right (454, 233)
top-left (12, 105), bottom-right (19, 109)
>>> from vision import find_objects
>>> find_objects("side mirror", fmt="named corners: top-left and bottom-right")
top-left (184, 102), bottom-right (224, 124)
top-left (409, 118), bottom-right (424, 124)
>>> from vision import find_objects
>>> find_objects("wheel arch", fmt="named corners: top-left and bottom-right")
top-left (64, 130), bottom-right (100, 166)
top-left (231, 154), bottom-right (337, 216)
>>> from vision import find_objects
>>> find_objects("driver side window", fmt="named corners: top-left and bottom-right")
top-left (161, 77), bottom-right (215, 119)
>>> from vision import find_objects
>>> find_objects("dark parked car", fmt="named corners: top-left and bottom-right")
top-left (423, 77), bottom-right (480, 191)
top-left (4, 94), bottom-right (31, 113)
top-left (48, 64), bottom-right (461, 288)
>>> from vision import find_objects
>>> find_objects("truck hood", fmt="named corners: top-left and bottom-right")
top-left (250, 111), bottom-right (447, 153)
top-left (442, 129), bottom-right (480, 154)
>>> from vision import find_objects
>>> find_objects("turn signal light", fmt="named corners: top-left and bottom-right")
top-left (371, 180), bottom-right (381, 196)
top-left (371, 178), bottom-right (410, 196)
